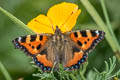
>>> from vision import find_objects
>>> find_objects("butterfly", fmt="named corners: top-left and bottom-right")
top-left (12, 26), bottom-right (105, 71)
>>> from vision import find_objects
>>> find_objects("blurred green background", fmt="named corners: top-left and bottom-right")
top-left (0, 0), bottom-right (120, 80)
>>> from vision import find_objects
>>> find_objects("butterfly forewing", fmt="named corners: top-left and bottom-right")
top-left (12, 34), bottom-right (49, 56)
top-left (69, 30), bottom-right (105, 53)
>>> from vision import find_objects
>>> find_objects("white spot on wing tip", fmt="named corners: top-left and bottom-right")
top-left (95, 31), bottom-right (99, 35)
top-left (18, 37), bottom-right (21, 41)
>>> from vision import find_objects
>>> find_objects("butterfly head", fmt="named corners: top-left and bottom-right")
top-left (54, 26), bottom-right (62, 35)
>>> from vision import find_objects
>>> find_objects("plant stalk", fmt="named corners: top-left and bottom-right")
top-left (0, 61), bottom-right (12, 80)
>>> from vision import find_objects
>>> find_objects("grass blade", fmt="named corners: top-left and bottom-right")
top-left (100, 0), bottom-right (120, 55)
top-left (0, 61), bottom-right (12, 80)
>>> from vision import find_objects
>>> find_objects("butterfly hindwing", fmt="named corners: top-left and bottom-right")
top-left (33, 54), bottom-right (53, 71)
top-left (32, 38), bottom-right (60, 71)
top-left (60, 36), bottom-right (87, 70)
top-left (69, 30), bottom-right (105, 53)
top-left (64, 47), bottom-right (88, 70)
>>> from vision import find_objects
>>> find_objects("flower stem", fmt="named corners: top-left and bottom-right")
top-left (100, 0), bottom-right (120, 59)
top-left (0, 61), bottom-right (12, 80)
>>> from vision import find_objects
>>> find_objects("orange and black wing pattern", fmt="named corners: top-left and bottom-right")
top-left (12, 34), bottom-right (53, 71)
top-left (69, 30), bottom-right (105, 53)
top-left (12, 34), bottom-right (48, 56)
top-left (64, 49), bottom-right (88, 70)
top-left (64, 30), bottom-right (105, 70)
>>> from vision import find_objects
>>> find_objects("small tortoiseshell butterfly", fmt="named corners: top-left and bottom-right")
top-left (12, 27), bottom-right (105, 71)
top-left (12, 2), bottom-right (105, 72)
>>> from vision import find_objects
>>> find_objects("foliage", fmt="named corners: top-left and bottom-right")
top-left (87, 56), bottom-right (120, 80)
top-left (32, 56), bottom-right (120, 80)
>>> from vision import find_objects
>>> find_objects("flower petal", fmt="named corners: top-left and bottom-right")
top-left (27, 14), bottom-right (54, 34)
top-left (27, 2), bottom-right (81, 34)
top-left (47, 2), bottom-right (81, 32)
top-left (60, 9), bottom-right (81, 33)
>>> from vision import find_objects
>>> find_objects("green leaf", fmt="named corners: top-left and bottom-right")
top-left (93, 56), bottom-right (119, 80)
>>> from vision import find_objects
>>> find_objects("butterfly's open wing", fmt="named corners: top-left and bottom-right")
top-left (12, 34), bottom-right (49, 56)
top-left (63, 30), bottom-right (105, 70)
top-left (12, 34), bottom-right (54, 71)
top-left (68, 30), bottom-right (105, 53)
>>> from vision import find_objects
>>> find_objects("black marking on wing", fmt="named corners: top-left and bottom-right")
top-left (39, 35), bottom-right (43, 41)
top-left (77, 40), bottom-right (82, 46)
top-left (30, 35), bottom-right (37, 42)
top-left (33, 57), bottom-right (51, 72)
top-left (80, 31), bottom-right (87, 37)
top-left (21, 36), bottom-right (26, 43)
top-left (72, 46), bottom-right (80, 53)
top-left (74, 32), bottom-right (78, 38)
top-left (90, 30), bottom-right (97, 37)
top-left (37, 44), bottom-right (41, 50)
top-left (64, 54), bottom-right (88, 70)
top-left (12, 38), bottom-right (34, 57)
top-left (40, 48), bottom-right (47, 55)
top-left (85, 30), bottom-right (105, 53)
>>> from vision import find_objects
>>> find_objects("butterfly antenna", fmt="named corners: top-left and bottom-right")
top-left (48, 17), bottom-right (55, 33)
top-left (51, 25), bottom-right (55, 33)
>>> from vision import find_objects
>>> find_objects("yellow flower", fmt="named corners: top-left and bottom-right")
top-left (27, 2), bottom-right (81, 34)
